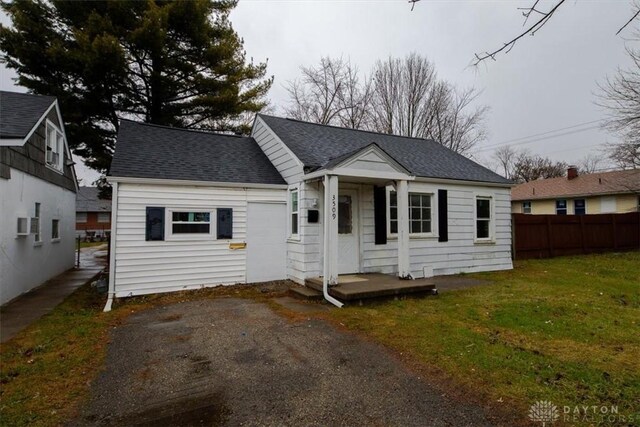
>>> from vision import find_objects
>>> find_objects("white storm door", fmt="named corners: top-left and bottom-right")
top-left (337, 190), bottom-right (359, 274)
top-left (246, 202), bottom-right (287, 282)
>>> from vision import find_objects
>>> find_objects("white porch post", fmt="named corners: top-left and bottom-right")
top-left (397, 179), bottom-right (412, 279)
top-left (322, 174), bottom-right (343, 307)
top-left (323, 174), bottom-right (339, 285)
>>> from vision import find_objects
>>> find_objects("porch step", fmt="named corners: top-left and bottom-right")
top-left (289, 285), bottom-right (323, 301)
top-left (305, 274), bottom-right (437, 302)
top-left (305, 277), bottom-right (324, 293)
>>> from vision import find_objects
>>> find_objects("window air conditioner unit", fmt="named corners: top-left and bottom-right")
top-left (17, 217), bottom-right (29, 236)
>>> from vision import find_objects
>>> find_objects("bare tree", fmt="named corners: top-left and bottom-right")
top-left (598, 25), bottom-right (640, 169)
top-left (428, 86), bottom-right (489, 155)
top-left (492, 145), bottom-right (518, 178)
top-left (285, 53), bottom-right (488, 155)
top-left (578, 153), bottom-right (604, 174)
top-left (511, 150), bottom-right (567, 182)
top-left (409, 1), bottom-right (640, 66)
top-left (370, 54), bottom-right (488, 154)
top-left (337, 64), bottom-right (375, 129)
top-left (284, 57), bottom-right (371, 128)
top-left (602, 141), bottom-right (640, 169)
top-left (370, 54), bottom-right (440, 137)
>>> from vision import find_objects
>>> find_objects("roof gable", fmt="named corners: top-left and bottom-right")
top-left (109, 120), bottom-right (286, 186)
top-left (257, 114), bottom-right (511, 185)
top-left (0, 91), bottom-right (56, 144)
top-left (321, 143), bottom-right (412, 179)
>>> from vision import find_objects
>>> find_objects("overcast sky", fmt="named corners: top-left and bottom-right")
top-left (1, 0), bottom-right (636, 184)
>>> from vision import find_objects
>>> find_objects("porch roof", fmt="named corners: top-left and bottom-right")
top-left (258, 114), bottom-right (511, 185)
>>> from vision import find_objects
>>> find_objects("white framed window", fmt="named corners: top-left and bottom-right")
top-left (76, 212), bottom-right (87, 223)
top-left (475, 196), bottom-right (493, 241)
top-left (555, 199), bottom-right (567, 215)
top-left (51, 219), bottom-right (60, 241)
top-left (290, 188), bottom-right (299, 237)
top-left (170, 211), bottom-right (212, 235)
top-left (522, 201), bottom-right (532, 214)
top-left (97, 212), bottom-right (110, 223)
top-left (32, 202), bottom-right (41, 243)
top-left (388, 190), bottom-right (435, 237)
top-left (45, 120), bottom-right (64, 172)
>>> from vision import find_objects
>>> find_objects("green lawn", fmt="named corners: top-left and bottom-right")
top-left (323, 252), bottom-right (640, 424)
top-left (1, 253), bottom-right (637, 426)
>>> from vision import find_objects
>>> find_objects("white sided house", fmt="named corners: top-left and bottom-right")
top-left (0, 91), bottom-right (78, 305)
top-left (106, 116), bottom-right (513, 308)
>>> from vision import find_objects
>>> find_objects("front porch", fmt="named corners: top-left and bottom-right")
top-left (292, 274), bottom-right (437, 302)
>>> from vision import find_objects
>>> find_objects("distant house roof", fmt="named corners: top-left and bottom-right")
top-left (109, 120), bottom-right (286, 185)
top-left (77, 187), bottom-right (111, 212)
top-left (0, 91), bottom-right (56, 140)
top-left (257, 114), bottom-right (511, 185)
top-left (511, 169), bottom-right (640, 201)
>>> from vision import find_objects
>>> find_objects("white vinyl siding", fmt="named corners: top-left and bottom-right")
top-left (297, 181), bottom-right (512, 281)
top-left (251, 117), bottom-right (304, 184)
top-left (112, 183), bottom-right (286, 297)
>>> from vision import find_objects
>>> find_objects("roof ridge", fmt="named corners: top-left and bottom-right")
top-left (0, 90), bottom-right (56, 100)
top-left (119, 118), bottom-right (249, 139)
top-left (258, 113), bottom-right (438, 144)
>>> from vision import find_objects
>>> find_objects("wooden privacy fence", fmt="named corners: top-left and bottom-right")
top-left (512, 212), bottom-right (640, 260)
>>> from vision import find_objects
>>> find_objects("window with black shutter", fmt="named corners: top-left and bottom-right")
top-left (374, 186), bottom-right (387, 244)
top-left (438, 190), bottom-right (448, 242)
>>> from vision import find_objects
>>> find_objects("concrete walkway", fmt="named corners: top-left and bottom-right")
top-left (0, 244), bottom-right (107, 343)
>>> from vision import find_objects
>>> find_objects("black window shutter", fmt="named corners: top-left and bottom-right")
top-left (145, 207), bottom-right (165, 241)
top-left (373, 186), bottom-right (387, 245)
top-left (217, 208), bottom-right (233, 239)
top-left (438, 190), bottom-right (448, 242)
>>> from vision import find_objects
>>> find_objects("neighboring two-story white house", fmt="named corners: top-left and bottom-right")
top-left (0, 91), bottom-right (78, 305)
top-left (106, 115), bottom-right (513, 307)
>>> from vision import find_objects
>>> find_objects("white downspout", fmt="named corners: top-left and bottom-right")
top-left (322, 175), bottom-right (344, 308)
top-left (103, 181), bottom-right (118, 312)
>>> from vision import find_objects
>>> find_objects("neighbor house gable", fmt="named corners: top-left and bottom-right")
top-left (0, 92), bottom-right (77, 192)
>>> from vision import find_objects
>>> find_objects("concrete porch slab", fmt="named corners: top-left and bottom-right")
top-left (305, 273), bottom-right (436, 301)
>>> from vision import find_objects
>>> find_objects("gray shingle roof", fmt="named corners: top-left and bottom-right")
top-left (0, 91), bottom-right (56, 140)
top-left (259, 114), bottom-right (511, 185)
top-left (77, 187), bottom-right (112, 212)
top-left (109, 120), bottom-right (286, 185)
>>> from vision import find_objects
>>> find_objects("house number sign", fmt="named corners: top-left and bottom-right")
top-left (331, 195), bottom-right (336, 220)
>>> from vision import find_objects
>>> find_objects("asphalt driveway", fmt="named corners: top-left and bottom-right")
top-left (75, 298), bottom-right (494, 426)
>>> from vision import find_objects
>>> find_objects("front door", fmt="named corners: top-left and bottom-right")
top-left (338, 189), bottom-right (359, 274)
